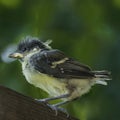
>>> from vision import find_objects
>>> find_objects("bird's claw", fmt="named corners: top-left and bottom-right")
top-left (57, 107), bottom-right (69, 118)
top-left (35, 99), bottom-right (69, 117)
top-left (47, 104), bottom-right (69, 117)
top-left (47, 104), bottom-right (58, 116)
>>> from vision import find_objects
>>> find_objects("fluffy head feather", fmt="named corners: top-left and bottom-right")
top-left (17, 36), bottom-right (52, 53)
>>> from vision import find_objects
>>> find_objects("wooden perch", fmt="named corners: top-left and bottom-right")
top-left (0, 85), bottom-right (78, 120)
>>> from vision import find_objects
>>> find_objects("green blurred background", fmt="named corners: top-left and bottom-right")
top-left (0, 0), bottom-right (120, 120)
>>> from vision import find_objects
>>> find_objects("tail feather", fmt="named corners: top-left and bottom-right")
top-left (91, 70), bottom-right (111, 85)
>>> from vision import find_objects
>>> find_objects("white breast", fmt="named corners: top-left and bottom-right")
top-left (21, 58), bottom-right (68, 97)
top-left (21, 54), bottom-right (95, 101)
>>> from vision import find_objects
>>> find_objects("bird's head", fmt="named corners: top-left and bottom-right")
top-left (9, 36), bottom-right (52, 61)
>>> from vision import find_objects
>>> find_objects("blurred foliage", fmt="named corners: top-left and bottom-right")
top-left (0, 0), bottom-right (120, 120)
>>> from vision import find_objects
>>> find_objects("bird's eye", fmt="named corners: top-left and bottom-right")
top-left (22, 47), bottom-right (27, 52)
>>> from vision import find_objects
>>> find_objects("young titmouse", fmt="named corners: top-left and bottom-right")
top-left (9, 36), bottom-right (111, 111)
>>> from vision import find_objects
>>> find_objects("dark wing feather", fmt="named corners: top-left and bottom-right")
top-left (30, 49), bottom-right (94, 79)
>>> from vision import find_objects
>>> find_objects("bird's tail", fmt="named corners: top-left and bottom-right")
top-left (91, 70), bottom-right (111, 85)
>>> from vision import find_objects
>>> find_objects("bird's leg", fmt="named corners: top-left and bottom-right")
top-left (36, 93), bottom-right (71, 116)
top-left (36, 93), bottom-right (70, 103)
top-left (53, 100), bottom-right (70, 107)
top-left (50, 98), bottom-right (80, 117)
top-left (48, 100), bottom-right (71, 117)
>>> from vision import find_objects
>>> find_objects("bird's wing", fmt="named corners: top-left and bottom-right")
top-left (31, 49), bottom-right (94, 79)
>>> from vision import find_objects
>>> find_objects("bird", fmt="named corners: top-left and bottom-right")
top-left (9, 36), bottom-right (111, 113)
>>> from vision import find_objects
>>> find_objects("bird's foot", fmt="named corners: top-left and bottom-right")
top-left (47, 104), bottom-right (69, 117)
top-left (57, 107), bottom-right (69, 118)
top-left (47, 104), bottom-right (58, 116)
